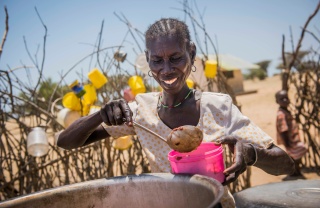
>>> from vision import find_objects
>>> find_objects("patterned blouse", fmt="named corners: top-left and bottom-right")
top-left (102, 91), bottom-right (274, 208)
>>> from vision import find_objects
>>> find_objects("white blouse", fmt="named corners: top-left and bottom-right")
top-left (102, 91), bottom-right (274, 208)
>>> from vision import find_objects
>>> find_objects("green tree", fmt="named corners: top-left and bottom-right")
top-left (244, 60), bottom-right (271, 80)
top-left (19, 77), bottom-right (69, 113)
top-left (255, 60), bottom-right (271, 73)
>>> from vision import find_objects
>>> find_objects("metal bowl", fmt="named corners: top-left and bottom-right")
top-left (0, 173), bottom-right (224, 208)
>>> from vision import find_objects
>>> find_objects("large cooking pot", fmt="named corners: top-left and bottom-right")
top-left (0, 173), bottom-right (224, 208)
top-left (233, 179), bottom-right (320, 208)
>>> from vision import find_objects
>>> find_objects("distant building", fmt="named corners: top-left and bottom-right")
top-left (190, 54), bottom-right (259, 94)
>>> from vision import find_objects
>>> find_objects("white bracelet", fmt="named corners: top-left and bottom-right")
top-left (248, 143), bottom-right (258, 166)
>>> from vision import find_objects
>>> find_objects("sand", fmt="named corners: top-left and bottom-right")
top-left (237, 75), bottom-right (320, 187)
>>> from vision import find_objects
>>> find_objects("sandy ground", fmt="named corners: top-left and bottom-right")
top-left (237, 75), bottom-right (320, 187)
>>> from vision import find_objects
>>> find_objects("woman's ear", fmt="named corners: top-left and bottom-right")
top-left (145, 50), bottom-right (149, 62)
top-left (190, 42), bottom-right (196, 65)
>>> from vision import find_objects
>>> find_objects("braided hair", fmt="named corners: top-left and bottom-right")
top-left (145, 18), bottom-right (192, 50)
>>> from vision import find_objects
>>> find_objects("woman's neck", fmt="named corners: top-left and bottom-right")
top-left (158, 89), bottom-right (200, 129)
top-left (161, 86), bottom-right (191, 108)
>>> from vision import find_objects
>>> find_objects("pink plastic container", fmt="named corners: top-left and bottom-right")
top-left (168, 142), bottom-right (225, 183)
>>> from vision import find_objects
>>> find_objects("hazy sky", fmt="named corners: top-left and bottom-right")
top-left (0, 0), bottom-right (319, 84)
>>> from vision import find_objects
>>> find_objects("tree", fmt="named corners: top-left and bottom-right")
top-left (19, 77), bottom-right (69, 114)
top-left (244, 68), bottom-right (267, 80)
top-left (244, 60), bottom-right (271, 80)
top-left (255, 60), bottom-right (271, 73)
top-left (276, 50), bottom-right (310, 72)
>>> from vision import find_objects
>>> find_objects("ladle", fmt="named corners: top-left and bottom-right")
top-left (132, 121), bottom-right (167, 143)
top-left (131, 121), bottom-right (203, 153)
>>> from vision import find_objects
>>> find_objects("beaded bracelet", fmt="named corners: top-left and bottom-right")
top-left (248, 143), bottom-right (258, 166)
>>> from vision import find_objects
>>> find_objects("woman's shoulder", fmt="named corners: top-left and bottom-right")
top-left (134, 92), bottom-right (160, 106)
top-left (199, 91), bottom-right (234, 113)
top-left (201, 92), bottom-right (232, 102)
top-left (135, 92), bottom-right (159, 100)
top-left (202, 91), bottom-right (231, 97)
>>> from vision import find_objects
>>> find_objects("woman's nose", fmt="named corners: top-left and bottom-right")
top-left (161, 60), bottom-right (173, 75)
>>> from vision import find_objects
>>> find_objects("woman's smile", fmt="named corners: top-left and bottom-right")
top-left (163, 78), bottom-right (177, 85)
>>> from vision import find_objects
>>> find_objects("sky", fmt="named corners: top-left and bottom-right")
top-left (0, 0), bottom-right (319, 85)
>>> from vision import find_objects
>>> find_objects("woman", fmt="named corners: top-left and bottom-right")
top-left (58, 18), bottom-right (294, 208)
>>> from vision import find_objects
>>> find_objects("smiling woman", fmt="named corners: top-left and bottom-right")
top-left (145, 18), bottom-right (195, 96)
top-left (146, 35), bottom-right (194, 95)
top-left (57, 17), bottom-right (295, 208)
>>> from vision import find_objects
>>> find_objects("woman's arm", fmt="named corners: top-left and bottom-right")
top-left (57, 99), bottom-right (133, 150)
top-left (216, 97), bottom-right (295, 185)
top-left (57, 111), bottom-right (109, 150)
top-left (215, 137), bottom-right (295, 185)
top-left (254, 143), bottom-right (294, 175)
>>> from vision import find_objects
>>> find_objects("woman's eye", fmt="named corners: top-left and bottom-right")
top-left (152, 59), bottom-right (162, 64)
top-left (170, 57), bottom-right (181, 63)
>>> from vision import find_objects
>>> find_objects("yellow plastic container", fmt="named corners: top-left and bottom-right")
top-left (62, 92), bottom-right (81, 111)
top-left (83, 84), bottom-right (97, 105)
top-left (68, 80), bottom-right (79, 89)
top-left (88, 68), bottom-right (108, 89)
top-left (113, 135), bottom-right (133, 150)
top-left (205, 60), bottom-right (217, 78)
top-left (186, 79), bottom-right (194, 88)
top-left (80, 100), bottom-right (90, 116)
top-left (88, 105), bottom-right (101, 115)
top-left (128, 76), bottom-right (146, 95)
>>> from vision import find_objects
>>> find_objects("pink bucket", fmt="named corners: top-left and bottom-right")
top-left (168, 142), bottom-right (225, 183)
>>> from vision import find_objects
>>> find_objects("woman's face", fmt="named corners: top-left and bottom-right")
top-left (146, 36), bottom-right (194, 94)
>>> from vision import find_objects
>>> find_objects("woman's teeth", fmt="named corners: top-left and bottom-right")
top-left (164, 78), bottom-right (177, 85)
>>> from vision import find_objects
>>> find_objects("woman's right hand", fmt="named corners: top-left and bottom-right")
top-left (100, 99), bottom-right (133, 126)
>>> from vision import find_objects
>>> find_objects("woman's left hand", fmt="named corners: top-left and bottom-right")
top-left (214, 136), bottom-right (256, 186)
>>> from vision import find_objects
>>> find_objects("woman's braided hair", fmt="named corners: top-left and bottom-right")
top-left (145, 18), bottom-right (191, 50)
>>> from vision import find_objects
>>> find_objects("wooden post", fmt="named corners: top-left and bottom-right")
top-left (281, 69), bottom-right (289, 91)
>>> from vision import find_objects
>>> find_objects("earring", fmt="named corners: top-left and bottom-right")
top-left (148, 70), bottom-right (153, 77)
top-left (192, 65), bottom-right (197, 72)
